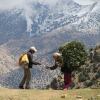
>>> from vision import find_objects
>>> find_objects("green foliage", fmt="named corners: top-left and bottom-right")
top-left (79, 73), bottom-right (87, 82)
top-left (59, 41), bottom-right (87, 70)
top-left (84, 80), bottom-right (93, 87)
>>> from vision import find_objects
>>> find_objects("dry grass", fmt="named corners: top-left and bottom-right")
top-left (0, 88), bottom-right (100, 100)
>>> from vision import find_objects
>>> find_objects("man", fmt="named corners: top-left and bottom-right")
top-left (19, 46), bottom-right (41, 89)
top-left (46, 52), bottom-right (72, 90)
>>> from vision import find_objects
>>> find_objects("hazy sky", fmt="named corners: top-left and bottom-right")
top-left (0, 0), bottom-right (99, 12)
top-left (0, 0), bottom-right (60, 11)
top-left (73, 0), bottom-right (98, 5)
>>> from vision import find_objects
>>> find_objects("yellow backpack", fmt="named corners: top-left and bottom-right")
top-left (19, 53), bottom-right (29, 66)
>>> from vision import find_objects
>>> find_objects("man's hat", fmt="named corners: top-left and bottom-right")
top-left (30, 46), bottom-right (37, 52)
top-left (53, 52), bottom-right (61, 57)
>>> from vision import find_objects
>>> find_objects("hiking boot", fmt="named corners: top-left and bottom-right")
top-left (19, 86), bottom-right (24, 89)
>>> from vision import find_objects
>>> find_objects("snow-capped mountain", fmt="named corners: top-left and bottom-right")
top-left (0, 0), bottom-right (100, 88)
top-left (0, 0), bottom-right (100, 36)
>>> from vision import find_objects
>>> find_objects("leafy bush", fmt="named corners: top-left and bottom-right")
top-left (59, 41), bottom-right (87, 70)
top-left (84, 80), bottom-right (93, 87)
top-left (79, 73), bottom-right (87, 82)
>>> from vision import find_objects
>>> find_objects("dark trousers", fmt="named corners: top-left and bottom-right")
top-left (64, 73), bottom-right (72, 89)
top-left (19, 66), bottom-right (31, 88)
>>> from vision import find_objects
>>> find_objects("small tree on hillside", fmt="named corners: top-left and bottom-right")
top-left (59, 41), bottom-right (87, 71)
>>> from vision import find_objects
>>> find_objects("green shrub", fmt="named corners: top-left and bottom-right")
top-left (79, 73), bottom-right (87, 82)
top-left (84, 80), bottom-right (93, 87)
top-left (59, 41), bottom-right (87, 70)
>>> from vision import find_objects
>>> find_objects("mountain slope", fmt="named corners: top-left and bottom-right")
top-left (0, 45), bottom-right (15, 74)
top-left (0, 0), bottom-right (100, 89)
